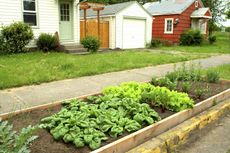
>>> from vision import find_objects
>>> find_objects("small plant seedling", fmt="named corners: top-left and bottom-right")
top-left (206, 70), bottom-right (220, 83)
top-left (151, 76), bottom-right (158, 86)
top-left (181, 81), bottom-right (191, 93)
top-left (195, 85), bottom-right (209, 99)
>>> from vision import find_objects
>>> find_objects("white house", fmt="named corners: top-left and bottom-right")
top-left (80, 1), bottom-right (152, 49)
top-left (0, 0), bottom-right (81, 47)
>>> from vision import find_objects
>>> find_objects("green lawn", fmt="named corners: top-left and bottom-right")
top-left (0, 50), bottom-right (208, 89)
top-left (159, 32), bottom-right (230, 54)
top-left (205, 64), bottom-right (230, 80)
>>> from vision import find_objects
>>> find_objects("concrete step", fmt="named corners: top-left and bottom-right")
top-left (61, 43), bottom-right (88, 54)
top-left (64, 45), bottom-right (84, 50)
top-left (66, 48), bottom-right (87, 53)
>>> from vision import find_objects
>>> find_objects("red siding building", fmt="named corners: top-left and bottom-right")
top-left (144, 0), bottom-right (212, 44)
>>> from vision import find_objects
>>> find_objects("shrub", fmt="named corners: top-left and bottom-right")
top-left (0, 120), bottom-right (38, 153)
top-left (1, 22), bottom-right (33, 54)
top-left (81, 36), bottom-right (100, 53)
top-left (37, 33), bottom-right (59, 52)
top-left (180, 29), bottom-right (203, 46)
top-left (225, 27), bottom-right (230, 32)
top-left (208, 35), bottom-right (216, 44)
top-left (150, 39), bottom-right (162, 48)
top-left (206, 70), bottom-right (220, 83)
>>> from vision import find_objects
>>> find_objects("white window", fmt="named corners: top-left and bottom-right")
top-left (23, 0), bottom-right (37, 26)
top-left (164, 18), bottom-right (173, 34)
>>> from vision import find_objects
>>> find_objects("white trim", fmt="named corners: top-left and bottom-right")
top-left (22, 0), bottom-right (38, 28)
top-left (164, 18), bottom-right (173, 34)
top-left (191, 15), bottom-right (212, 19)
top-left (195, 0), bottom-right (199, 8)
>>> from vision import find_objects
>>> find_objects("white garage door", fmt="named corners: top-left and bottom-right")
top-left (122, 18), bottom-right (146, 49)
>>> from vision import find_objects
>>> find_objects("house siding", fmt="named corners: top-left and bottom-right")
top-left (0, 0), bottom-right (22, 26)
top-left (152, 0), bottom-right (205, 43)
top-left (0, 0), bottom-right (80, 46)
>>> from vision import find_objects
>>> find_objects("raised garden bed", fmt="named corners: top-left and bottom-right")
top-left (1, 79), bottom-right (230, 153)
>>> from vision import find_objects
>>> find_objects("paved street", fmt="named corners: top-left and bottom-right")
top-left (175, 112), bottom-right (230, 153)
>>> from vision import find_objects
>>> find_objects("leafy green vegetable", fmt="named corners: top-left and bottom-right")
top-left (41, 96), bottom-right (160, 150)
top-left (74, 137), bottom-right (85, 148)
top-left (103, 82), bottom-right (194, 112)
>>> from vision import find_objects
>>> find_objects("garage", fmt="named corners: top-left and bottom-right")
top-left (80, 1), bottom-right (152, 49)
top-left (123, 18), bottom-right (146, 49)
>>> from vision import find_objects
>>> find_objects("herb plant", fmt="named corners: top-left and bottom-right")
top-left (0, 120), bottom-right (38, 153)
top-left (206, 70), bottom-right (220, 83)
top-left (165, 63), bottom-right (202, 82)
top-left (181, 81), bottom-right (192, 93)
top-left (195, 86), bottom-right (209, 99)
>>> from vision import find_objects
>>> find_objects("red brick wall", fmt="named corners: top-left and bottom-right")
top-left (152, 0), bottom-right (204, 43)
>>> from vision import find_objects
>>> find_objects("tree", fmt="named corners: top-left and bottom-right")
top-left (202, 0), bottom-right (228, 36)
top-left (226, 2), bottom-right (230, 19)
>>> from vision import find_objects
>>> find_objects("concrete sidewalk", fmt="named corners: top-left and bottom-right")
top-left (0, 54), bottom-right (230, 114)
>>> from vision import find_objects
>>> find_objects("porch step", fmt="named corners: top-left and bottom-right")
top-left (66, 48), bottom-right (88, 54)
top-left (62, 43), bottom-right (88, 54)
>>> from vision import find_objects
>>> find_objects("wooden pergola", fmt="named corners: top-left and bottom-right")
top-left (80, 2), bottom-right (105, 40)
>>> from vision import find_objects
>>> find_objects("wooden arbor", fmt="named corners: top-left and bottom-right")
top-left (80, 2), bottom-right (105, 39)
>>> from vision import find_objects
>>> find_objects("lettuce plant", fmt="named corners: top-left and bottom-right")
top-left (41, 97), bottom-right (160, 150)
top-left (103, 82), bottom-right (194, 112)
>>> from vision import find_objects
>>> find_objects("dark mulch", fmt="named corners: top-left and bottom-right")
top-left (7, 80), bottom-right (230, 153)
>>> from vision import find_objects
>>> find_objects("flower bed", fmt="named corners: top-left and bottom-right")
top-left (1, 78), bottom-right (229, 153)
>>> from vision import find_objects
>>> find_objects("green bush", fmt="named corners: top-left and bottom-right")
top-left (0, 120), bottom-right (38, 153)
top-left (0, 35), bottom-right (10, 55)
top-left (206, 70), bottom-right (220, 83)
top-left (150, 39), bottom-right (162, 48)
top-left (180, 29), bottom-right (203, 46)
top-left (225, 27), bottom-right (230, 32)
top-left (81, 36), bottom-right (100, 53)
top-left (37, 33), bottom-right (59, 52)
top-left (208, 35), bottom-right (217, 44)
top-left (0, 22), bottom-right (33, 54)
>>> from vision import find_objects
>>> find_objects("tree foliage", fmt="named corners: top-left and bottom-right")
top-left (201, 0), bottom-right (228, 35)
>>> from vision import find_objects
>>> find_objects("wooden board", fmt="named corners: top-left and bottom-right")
top-left (80, 20), bottom-right (109, 48)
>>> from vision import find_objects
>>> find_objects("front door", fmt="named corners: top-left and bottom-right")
top-left (59, 0), bottom-right (73, 41)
